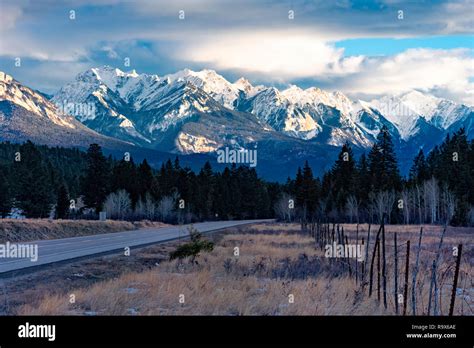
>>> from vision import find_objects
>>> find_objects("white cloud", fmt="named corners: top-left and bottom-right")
top-left (182, 29), bottom-right (474, 105)
top-left (440, 0), bottom-right (474, 34)
top-left (340, 48), bottom-right (474, 105)
top-left (0, 3), bottom-right (22, 32)
top-left (102, 45), bottom-right (119, 59)
top-left (9, 60), bottom-right (91, 94)
top-left (1, 1), bottom-right (472, 105)
top-left (182, 30), bottom-right (349, 78)
top-left (0, 32), bottom-right (88, 62)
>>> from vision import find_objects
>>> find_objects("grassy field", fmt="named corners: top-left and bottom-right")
top-left (14, 223), bottom-right (473, 316)
top-left (0, 219), bottom-right (168, 243)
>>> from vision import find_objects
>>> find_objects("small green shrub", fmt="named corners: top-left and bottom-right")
top-left (169, 226), bottom-right (214, 261)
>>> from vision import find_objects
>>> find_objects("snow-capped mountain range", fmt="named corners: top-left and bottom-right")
top-left (1, 66), bottom-right (472, 179)
top-left (372, 90), bottom-right (472, 140)
top-left (51, 66), bottom-right (473, 152)
top-left (0, 71), bottom-right (130, 149)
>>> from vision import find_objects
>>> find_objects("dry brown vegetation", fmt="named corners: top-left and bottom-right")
top-left (17, 223), bottom-right (473, 316)
top-left (0, 219), bottom-right (169, 243)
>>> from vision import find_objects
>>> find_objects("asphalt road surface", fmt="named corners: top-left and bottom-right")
top-left (0, 219), bottom-right (273, 276)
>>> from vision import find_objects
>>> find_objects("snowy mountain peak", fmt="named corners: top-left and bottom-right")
top-left (0, 71), bottom-right (13, 83)
top-left (398, 90), bottom-right (440, 116)
top-left (166, 68), bottom-right (222, 82)
top-left (128, 69), bottom-right (139, 77)
top-left (0, 71), bottom-right (133, 150)
top-left (234, 77), bottom-right (264, 97)
top-left (355, 99), bottom-right (376, 112)
top-left (196, 68), bottom-right (222, 78)
top-left (0, 71), bottom-right (77, 128)
top-left (75, 65), bottom-right (141, 85)
top-left (306, 86), bottom-right (324, 94)
top-left (282, 85), bottom-right (304, 101)
top-left (371, 90), bottom-right (472, 140)
top-left (164, 68), bottom-right (238, 108)
top-left (234, 77), bottom-right (252, 91)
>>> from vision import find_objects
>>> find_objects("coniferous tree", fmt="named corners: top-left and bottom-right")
top-left (238, 167), bottom-right (262, 218)
top-left (355, 153), bottom-right (371, 206)
top-left (266, 181), bottom-right (282, 218)
top-left (445, 129), bottom-right (471, 225)
top-left (83, 144), bottom-right (110, 213)
top-left (111, 158), bottom-right (139, 206)
top-left (294, 167), bottom-right (303, 206)
top-left (157, 159), bottom-right (175, 197)
top-left (426, 145), bottom-right (440, 177)
top-left (368, 126), bottom-right (402, 192)
top-left (136, 159), bottom-right (154, 200)
top-left (255, 180), bottom-right (271, 218)
top-left (0, 165), bottom-right (12, 217)
top-left (55, 184), bottom-right (70, 219)
top-left (14, 141), bottom-right (53, 218)
top-left (197, 161), bottom-right (214, 219)
top-left (229, 163), bottom-right (242, 218)
top-left (320, 171), bottom-right (334, 217)
top-left (173, 159), bottom-right (194, 210)
top-left (213, 168), bottom-right (232, 219)
top-left (183, 169), bottom-right (197, 216)
top-left (295, 161), bottom-right (318, 221)
top-left (331, 143), bottom-right (356, 211)
top-left (469, 139), bottom-right (474, 207)
top-left (47, 161), bottom-right (60, 196)
top-left (284, 176), bottom-right (295, 196)
top-left (409, 149), bottom-right (430, 185)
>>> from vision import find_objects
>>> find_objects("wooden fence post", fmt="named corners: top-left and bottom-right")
top-left (394, 232), bottom-right (399, 315)
top-left (403, 240), bottom-right (410, 316)
top-left (355, 225), bottom-right (359, 285)
top-left (428, 226), bottom-right (446, 315)
top-left (381, 216), bottom-right (387, 309)
top-left (449, 244), bottom-right (463, 316)
top-left (360, 237), bottom-right (365, 283)
top-left (345, 235), bottom-right (352, 277)
top-left (411, 227), bottom-right (423, 315)
top-left (377, 239), bottom-right (381, 302)
top-left (341, 226), bottom-right (345, 246)
top-left (363, 224), bottom-right (371, 282)
top-left (369, 224), bottom-right (383, 297)
top-left (427, 259), bottom-right (437, 316)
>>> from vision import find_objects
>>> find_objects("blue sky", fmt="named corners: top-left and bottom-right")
top-left (335, 35), bottom-right (474, 56)
top-left (0, 0), bottom-right (473, 104)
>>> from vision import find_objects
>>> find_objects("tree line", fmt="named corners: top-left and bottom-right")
top-left (276, 126), bottom-right (474, 226)
top-left (0, 126), bottom-right (473, 226)
top-left (0, 141), bottom-right (276, 222)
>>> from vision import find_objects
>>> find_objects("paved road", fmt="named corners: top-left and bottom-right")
top-left (0, 219), bottom-right (273, 276)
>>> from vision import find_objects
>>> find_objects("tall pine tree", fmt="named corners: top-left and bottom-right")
top-left (82, 144), bottom-right (110, 213)
top-left (355, 153), bottom-right (371, 206)
top-left (196, 161), bottom-right (214, 219)
top-left (55, 184), bottom-right (70, 219)
top-left (295, 161), bottom-right (319, 221)
top-left (111, 157), bottom-right (139, 206)
top-left (0, 165), bottom-right (12, 217)
top-left (14, 141), bottom-right (53, 218)
top-left (368, 126), bottom-right (402, 192)
top-left (331, 143), bottom-right (356, 211)
top-left (409, 149), bottom-right (430, 185)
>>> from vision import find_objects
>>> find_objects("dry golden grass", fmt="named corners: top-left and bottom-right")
top-left (0, 219), bottom-right (168, 243)
top-left (18, 223), bottom-right (473, 316)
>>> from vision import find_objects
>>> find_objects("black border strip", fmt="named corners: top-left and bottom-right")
top-left (0, 315), bottom-right (472, 346)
